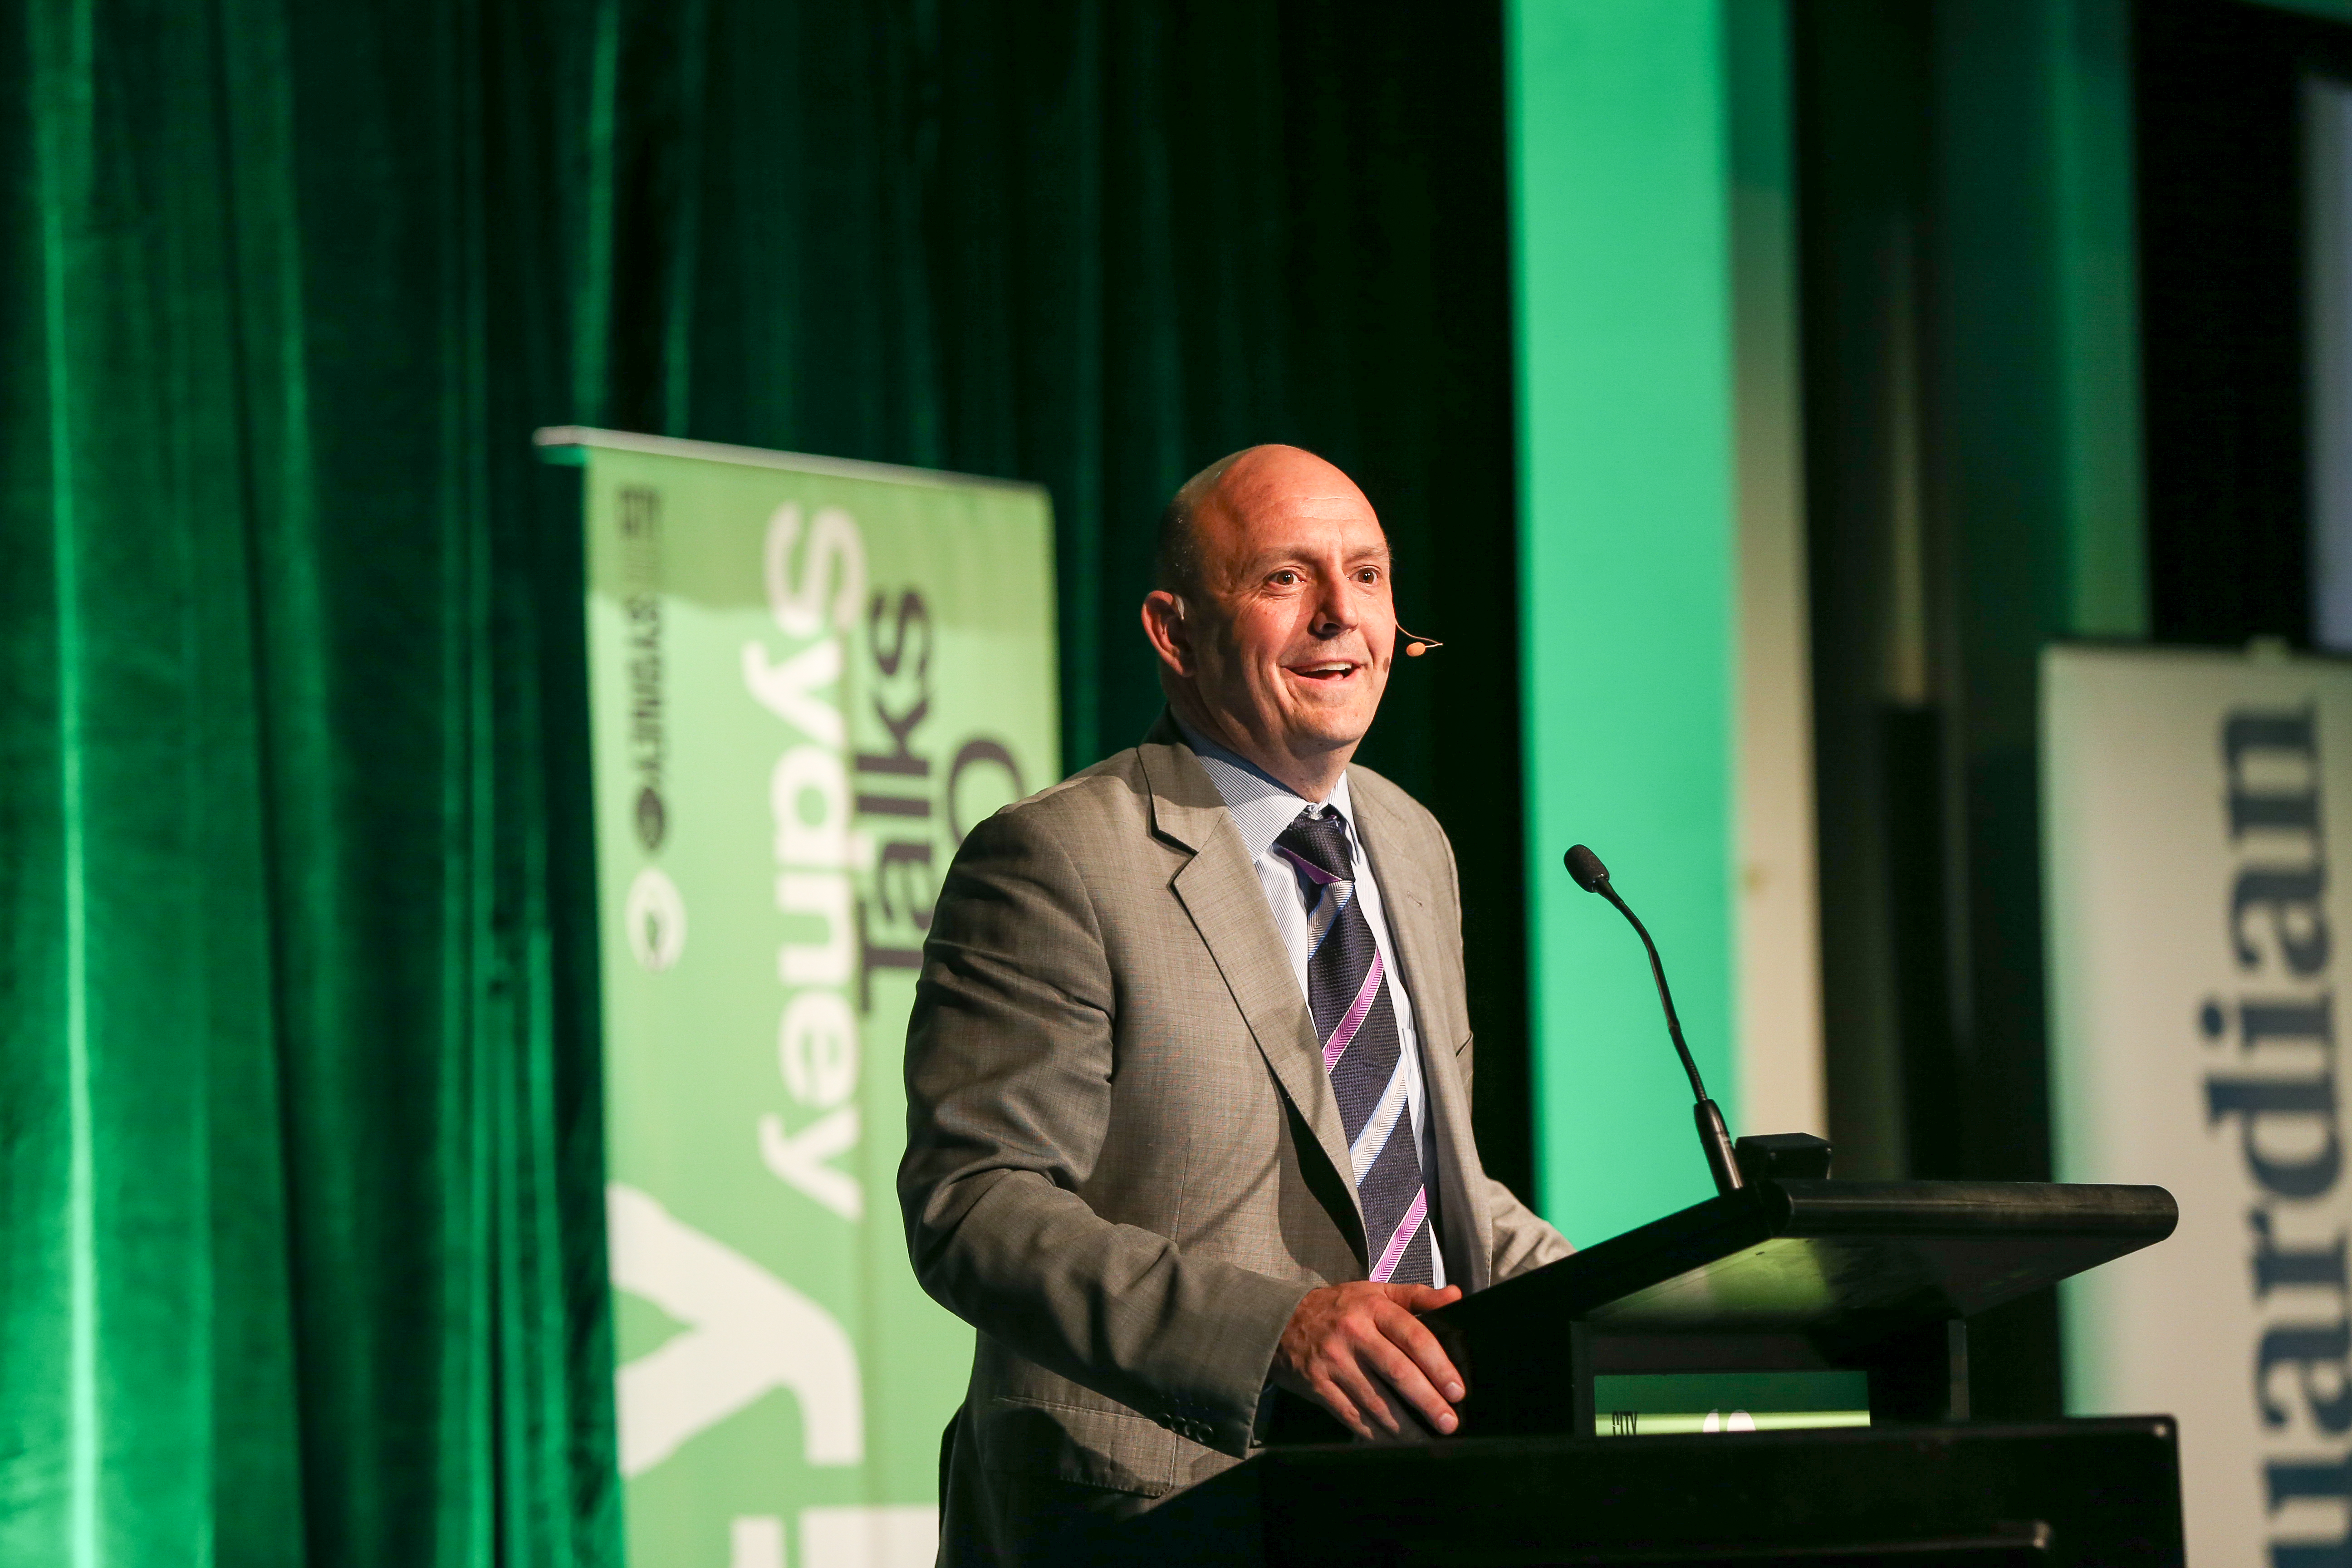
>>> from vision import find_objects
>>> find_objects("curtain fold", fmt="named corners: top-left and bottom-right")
top-left (0, 0), bottom-right (1519, 1562)
top-left (5, 0), bottom-right (619, 1562)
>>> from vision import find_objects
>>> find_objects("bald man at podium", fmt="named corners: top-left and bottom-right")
top-left (899, 446), bottom-right (1569, 1567)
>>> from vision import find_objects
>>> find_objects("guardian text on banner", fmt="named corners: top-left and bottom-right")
top-left (2047, 645), bottom-right (2352, 1568)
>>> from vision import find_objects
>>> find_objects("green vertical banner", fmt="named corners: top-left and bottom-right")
top-left (543, 428), bottom-right (1058, 1568)
top-left (1505, 2), bottom-right (1739, 1243)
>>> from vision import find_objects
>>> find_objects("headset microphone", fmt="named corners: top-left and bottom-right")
top-left (1398, 625), bottom-right (1445, 657)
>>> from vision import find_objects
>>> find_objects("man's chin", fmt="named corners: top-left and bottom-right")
top-left (1279, 712), bottom-right (1377, 757)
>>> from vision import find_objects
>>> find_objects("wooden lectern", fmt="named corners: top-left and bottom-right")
top-left (1127, 1178), bottom-right (2184, 1568)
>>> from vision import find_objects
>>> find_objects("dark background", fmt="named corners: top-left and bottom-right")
top-left (2137, 0), bottom-right (2343, 648)
top-left (1791, 0), bottom-right (2337, 1421)
top-left (603, 0), bottom-right (1537, 1193)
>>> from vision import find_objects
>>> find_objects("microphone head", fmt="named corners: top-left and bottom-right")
top-left (1564, 844), bottom-right (1609, 892)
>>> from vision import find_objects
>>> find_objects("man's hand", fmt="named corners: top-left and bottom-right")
top-left (1271, 1281), bottom-right (1465, 1438)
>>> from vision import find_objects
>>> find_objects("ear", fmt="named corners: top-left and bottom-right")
top-left (1139, 589), bottom-right (1193, 676)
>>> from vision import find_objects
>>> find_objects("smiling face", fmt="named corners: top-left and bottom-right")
top-left (1140, 446), bottom-right (1396, 801)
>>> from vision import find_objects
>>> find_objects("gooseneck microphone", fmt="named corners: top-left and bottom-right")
top-left (1563, 844), bottom-right (1745, 1197)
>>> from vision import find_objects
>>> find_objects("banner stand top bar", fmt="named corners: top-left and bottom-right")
top-left (532, 425), bottom-right (1049, 498)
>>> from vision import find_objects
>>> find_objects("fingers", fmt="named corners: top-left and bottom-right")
top-left (1375, 1295), bottom-right (1467, 1406)
top-left (1297, 1319), bottom-right (1436, 1437)
top-left (1329, 1356), bottom-right (1402, 1437)
top-left (1277, 1285), bottom-right (1377, 1436)
top-left (1358, 1370), bottom-right (1428, 1439)
top-left (1308, 1369), bottom-right (1372, 1440)
top-left (1384, 1283), bottom-right (1462, 1313)
top-left (1273, 1280), bottom-right (1471, 1440)
top-left (1358, 1308), bottom-right (1457, 1433)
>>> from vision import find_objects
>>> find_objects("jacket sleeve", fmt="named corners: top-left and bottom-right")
top-left (897, 800), bottom-right (1310, 1458)
top-left (1451, 1028), bottom-right (1576, 1281)
top-left (1433, 823), bottom-right (1576, 1284)
top-left (1485, 1172), bottom-right (1576, 1280)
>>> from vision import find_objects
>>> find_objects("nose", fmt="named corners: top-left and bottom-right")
top-left (1311, 574), bottom-right (1354, 637)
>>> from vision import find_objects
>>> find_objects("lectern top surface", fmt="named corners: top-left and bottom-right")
top-left (1435, 1179), bottom-right (2176, 1343)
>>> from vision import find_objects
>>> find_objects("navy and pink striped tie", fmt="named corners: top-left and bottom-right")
top-left (1274, 807), bottom-right (1435, 1286)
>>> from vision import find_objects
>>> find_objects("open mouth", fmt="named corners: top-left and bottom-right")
top-left (1288, 659), bottom-right (1361, 684)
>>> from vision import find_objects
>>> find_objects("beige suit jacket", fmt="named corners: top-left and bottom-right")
top-left (898, 719), bottom-right (1571, 1534)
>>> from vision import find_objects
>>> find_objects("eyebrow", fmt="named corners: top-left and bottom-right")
top-left (1235, 543), bottom-right (1393, 574)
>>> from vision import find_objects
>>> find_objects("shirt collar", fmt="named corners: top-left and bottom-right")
top-left (1172, 715), bottom-right (1356, 861)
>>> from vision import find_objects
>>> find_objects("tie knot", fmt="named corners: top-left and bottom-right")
top-left (1274, 807), bottom-right (1354, 885)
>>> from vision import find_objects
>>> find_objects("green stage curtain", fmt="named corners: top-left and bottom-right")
top-left (0, 0), bottom-right (1515, 1563)
top-left (3, 0), bottom-right (620, 1563)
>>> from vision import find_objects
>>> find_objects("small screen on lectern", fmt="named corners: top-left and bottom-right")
top-left (1592, 1372), bottom-right (1871, 1438)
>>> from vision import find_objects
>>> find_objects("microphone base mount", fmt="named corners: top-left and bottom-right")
top-left (1735, 1131), bottom-right (1834, 1184)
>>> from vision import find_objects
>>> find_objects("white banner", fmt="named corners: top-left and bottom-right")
top-left (2046, 644), bottom-right (2352, 1568)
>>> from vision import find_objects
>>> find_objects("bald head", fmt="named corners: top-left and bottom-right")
top-left (1152, 455), bottom-right (1229, 595)
top-left (1139, 446), bottom-right (1397, 801)
top-left (1155, 446), bottom-right (1375, 596)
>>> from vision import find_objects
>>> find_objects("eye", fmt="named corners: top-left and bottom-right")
top-left (1269, 569), bottom-right (1301, 587)
top-left (1356, 567), bottom-right (1382, 584)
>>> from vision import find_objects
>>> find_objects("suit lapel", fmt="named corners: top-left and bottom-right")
top-left (1349, 775), bottom-right (1494, 1292)
top-left (1137, 738), bottom-right (1364, 1247)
